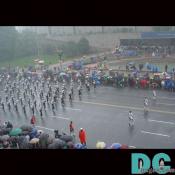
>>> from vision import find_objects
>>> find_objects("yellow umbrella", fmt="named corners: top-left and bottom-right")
top-left (96, 141), bottom-right (106, 149)
top-left (29, 138), bottom-right (39, 144)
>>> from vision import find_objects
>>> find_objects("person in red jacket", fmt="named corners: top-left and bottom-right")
top-left (79, 128), bottom-right (86, 146)
top-left (31, 115), bottom-right (36, 126)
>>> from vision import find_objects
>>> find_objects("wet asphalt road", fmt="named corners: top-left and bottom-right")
top-left (1, 84), bottom-right (175, 148)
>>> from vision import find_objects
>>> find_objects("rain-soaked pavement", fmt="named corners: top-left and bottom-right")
top-left (1, 82), bottom-right (175, 148)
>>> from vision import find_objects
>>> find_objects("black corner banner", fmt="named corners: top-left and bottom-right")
top-left (0, 149), bottom-right (175, 174)
top-left (0, 0), bottom-right (174, 25)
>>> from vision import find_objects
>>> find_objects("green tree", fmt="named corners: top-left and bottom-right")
top-left (0, 27), bottom-right (18, 61)
top-left (77, 37), bottom-right (90, 55)
top-left (62, 41), bottom-right (79, 57)
top-left (14, 31), bottom-right (38, 58)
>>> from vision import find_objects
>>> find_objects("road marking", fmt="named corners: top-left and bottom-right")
top-left (83, 95), bottom-right (97, 98)
top-left (73, 100), bottom-right (175, 115)
top-left (141, 130), bottom-right (170, 137)
top-left (48, 116), bottom-right (70, 120)
top-left (156, 103), bottom-right (175, 106)
top-left (35, 126), bottom-right (54, 131)
top-left (148, 119), bottom-right (175, 125)
top-left (65, 107), bottom-right (81, 111)
top-left (158, 97), bottom-right (175, 100)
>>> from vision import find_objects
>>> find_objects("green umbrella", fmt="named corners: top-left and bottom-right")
top-left (9, 128), bottom-right (22, 136)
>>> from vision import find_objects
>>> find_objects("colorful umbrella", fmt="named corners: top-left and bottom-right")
top-left (59, 72), bottom-right (66, 76)
top-left (96, 141), bottom-right (106, 149)
top-left (110, 143), bottom-right (121, 149)
top-left (29, 138), bottom-right (39, 144)
top-left (74, 143), bottom-right (83, 149)
top-left (120, 144), bottom-right (129, 149)
top-left (9, 128), bottom-right (22, 136)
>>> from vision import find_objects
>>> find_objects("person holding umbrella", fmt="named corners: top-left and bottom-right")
top-left (79, 128), bottom-right (86, 146)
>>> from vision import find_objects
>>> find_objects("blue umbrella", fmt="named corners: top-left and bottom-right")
top-left (74, 143), bottom-right (87, 149)
top-left (110, 143), bottom-right (121, 149)
top-left (29, 128), bottom-right (38, 139)
top-left (74, 143), bottom-right (83, 149)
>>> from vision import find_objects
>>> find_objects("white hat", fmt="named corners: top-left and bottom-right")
top-left (80, 128), bottom-right (83, 130)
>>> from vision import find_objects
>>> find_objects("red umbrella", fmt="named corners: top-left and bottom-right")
top-left (120, 144), bottom-right (129, 149)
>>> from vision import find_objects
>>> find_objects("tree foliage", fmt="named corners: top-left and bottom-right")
top-left (77, 37), bottom-right (90, 55)
top-left (0, 27), bottom-right (18, 60)
top-left (0, 28), bottom-right (91, 63)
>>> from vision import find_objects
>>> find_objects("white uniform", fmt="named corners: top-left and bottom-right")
top-left (129, 112), bottom-right (134, 126)
top-left (144, 98), bottom-right (149, 111)
top-left (153, 90), bottom-right (156, 100)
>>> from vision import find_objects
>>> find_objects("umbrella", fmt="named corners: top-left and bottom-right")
top-left (21, 130), bottom-right (30, 136)
top-left (29, 128), bottom-right (38, 139)
top-left (59, 135), bottom-right (73, 142)
top-left (120, 144), bottom-right (129, 149)
top-left (110, 143), bottom-right (121, 149)
top-left (29, 138), bottom-right (39, 144)
top-left (39, 133), bottom-right (49, 140)
top-left (1, 135), bottom-right (10, 142)
top-left (37, 130), bottom-right (44, 135)
top-left (17, 136), bottom-right (29, 149)
top-left (96, 141), bottom-right (106, 149)
top-left (20, 125), bottom-right (33, 132)
top-left (38, 60), bottom-right (44, 64)
top-left (60, 72), bottom-right (66, 76)
top-left (129, 146), bottom-right (136, 149)
top-left (3, 141), bottom-right (9, 149)
top-left (74, 143), bottom-right (84, 149)
top-left (47, 135), bottom-right (54, 145)
top-left (39, 133), bottom-right (50, 148)
top-left (9, 128), bottom-right (22, 136)
top-left (66, 141), bottom-right (75, 149)
top-left (0, 128), bottom-right (12, 136)
top-left (48, 139), bottom-right (66, 149)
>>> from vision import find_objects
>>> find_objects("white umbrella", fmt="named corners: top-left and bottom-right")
top-left (38, 60), bottom-right (44, 64)
top-left (60, 72), bottom-right (66, 76)
top-left (29, 138), bottom-right (39, 144)
top-left (96, 141), bottom-right (106, 149)
top-left (37, 130), bottom-right (44, 135)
